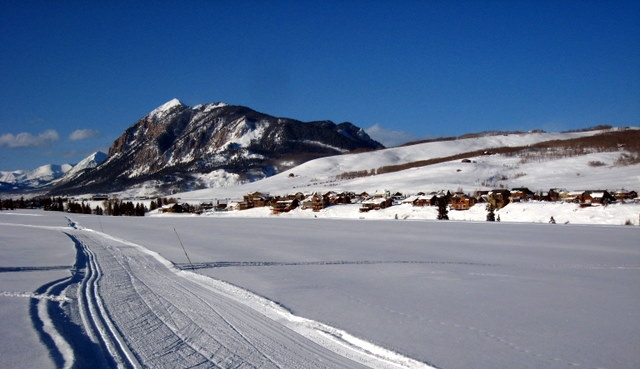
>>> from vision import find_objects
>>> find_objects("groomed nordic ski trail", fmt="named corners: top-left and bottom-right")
top-left (67, 222), bottom-right (434, 369)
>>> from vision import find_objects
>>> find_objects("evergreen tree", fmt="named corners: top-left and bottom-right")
top-left (94, 205), bottom-right (104, 215)
top-left (112, 201), bottom-right (120, 216)
top-left (105, 200), bottom-right (113, 215)
top-left (436, 196), bottom-right (449, 220)
top-left (135, 203), bottom-right (147, 216)
top-left (6, 198), bottom-right (15, 210)
top-left (486, 204), bottom-right (496, 222)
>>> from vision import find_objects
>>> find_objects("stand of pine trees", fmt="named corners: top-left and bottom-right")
top-left (101, 199), bottom-right (147, 216)
top-left (31, 197), bottom-right (149, 216)
top-left (1, 197), bottom-right (32, 210)
top-left (66, 201), bottom-right (93, 214)
top-left (0, 196), bottom-right (178, 216)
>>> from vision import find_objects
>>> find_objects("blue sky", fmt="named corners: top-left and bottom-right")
top-left (1, 0), bottom-right (638, 171)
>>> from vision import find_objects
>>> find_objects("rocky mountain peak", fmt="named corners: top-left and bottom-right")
top-left (48, 100), bottom-right (384, 195)
top-left (149, 98), bottom-right (185, 118)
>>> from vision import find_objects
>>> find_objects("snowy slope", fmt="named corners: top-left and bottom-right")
top-left (178, 127), bottom-right (640, 201)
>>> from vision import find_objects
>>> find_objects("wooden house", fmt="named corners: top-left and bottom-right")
top-left (312, 194), bottom-right (328, 211)
top-left (302, 193), bottom-right (328, 212)
top-left (161, 203), bottom-right (189, 213)
top-left (214, 200), bottom-right (228, 211)
top-left (242, 192), bottom-right (271, 208)
top-left (359, 197), bottom-right (392, 212)
top-left (402, 195), bottom-right (428, 207)
top-left (535, 189), bottom-right (561, 202)
top-left (326, 192), bottom-right (352, 205)
top-left (510, 187), bottom-right (534, 202)
top-left (226, 202), bottom-right (242, 211)
top-left (372, 189), bottom-right (391, 199)
top-left (450, 194), bottom-right (476, 210)
top-left (352, 192), bottom-right (368, 203)
top-left (583, 190), bottom-right (616, 206)
top-left (488, 189), bottom-right (510, 209)
top-left (562, 191), bottom-right (588, 203)
top-left (271, 199), bottom-right (299, 214)
top-left (614, 190), bottom-right (638, 201)
top-left (474, 190), bottom-right (489, 203)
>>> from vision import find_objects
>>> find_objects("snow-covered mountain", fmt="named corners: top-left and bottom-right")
top-left (177, 126), bottom-right (640, 201)
top-left (0, 151), bottom-right (107, 193)
top-left (48, 99), bottom-right (383, 195)
top-left (55, 151), bottom-right (108, 183)
top-left (0, 164), bottom-right (72, 192)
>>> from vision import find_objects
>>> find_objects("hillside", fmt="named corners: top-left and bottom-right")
top-left (175, 126), bottom-right (639, 201)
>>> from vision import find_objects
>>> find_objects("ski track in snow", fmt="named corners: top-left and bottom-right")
top-left (27, 218), bottom-right (436, 369)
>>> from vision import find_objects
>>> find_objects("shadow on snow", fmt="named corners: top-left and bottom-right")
top-left (29, 233), bottom-right (116, 369)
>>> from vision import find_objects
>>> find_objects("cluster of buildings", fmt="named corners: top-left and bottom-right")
top-left (187, 188), bottom-right (638, 215)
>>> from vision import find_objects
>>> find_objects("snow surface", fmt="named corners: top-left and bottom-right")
top-left (1, 210), bottom-right (639, 369)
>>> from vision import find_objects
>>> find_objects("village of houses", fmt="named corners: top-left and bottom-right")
top-left (162, 187), bottom-right (639, 219)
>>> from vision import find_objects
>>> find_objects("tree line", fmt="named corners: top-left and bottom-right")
top-left (0, 196), bottom-right (176, 217)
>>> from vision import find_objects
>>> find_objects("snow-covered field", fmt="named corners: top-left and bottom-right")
top-left (1, 210), bottom-right (638, 369)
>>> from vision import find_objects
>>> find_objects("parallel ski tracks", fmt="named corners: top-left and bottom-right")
top-left (73, 234), bottom-right (141, 369)
top-left (66, 228), bottom-right (389, 369)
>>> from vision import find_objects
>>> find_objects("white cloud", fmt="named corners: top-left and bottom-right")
top-left (365, 124), bottom-right (421, 147)
top-left (0, 129), bottom-right (60, 148)
top-left (69, 129), bottom-right (100, 141)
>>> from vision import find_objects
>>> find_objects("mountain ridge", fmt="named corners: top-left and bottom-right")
top-left (45, 100), bottom-right (384, 195)
top-left (0, 152), bottom-right (107, 194)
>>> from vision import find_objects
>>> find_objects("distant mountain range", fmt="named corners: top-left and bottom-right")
top-left (1, 163), bottom-right (72, 192)
top-left (0, 152), bottom-right (107, 193)
top-left (2, 99), bottom-right (383, 195)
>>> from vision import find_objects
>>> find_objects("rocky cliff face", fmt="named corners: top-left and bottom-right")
top-left (49, 99), bottom-right (383, 195)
